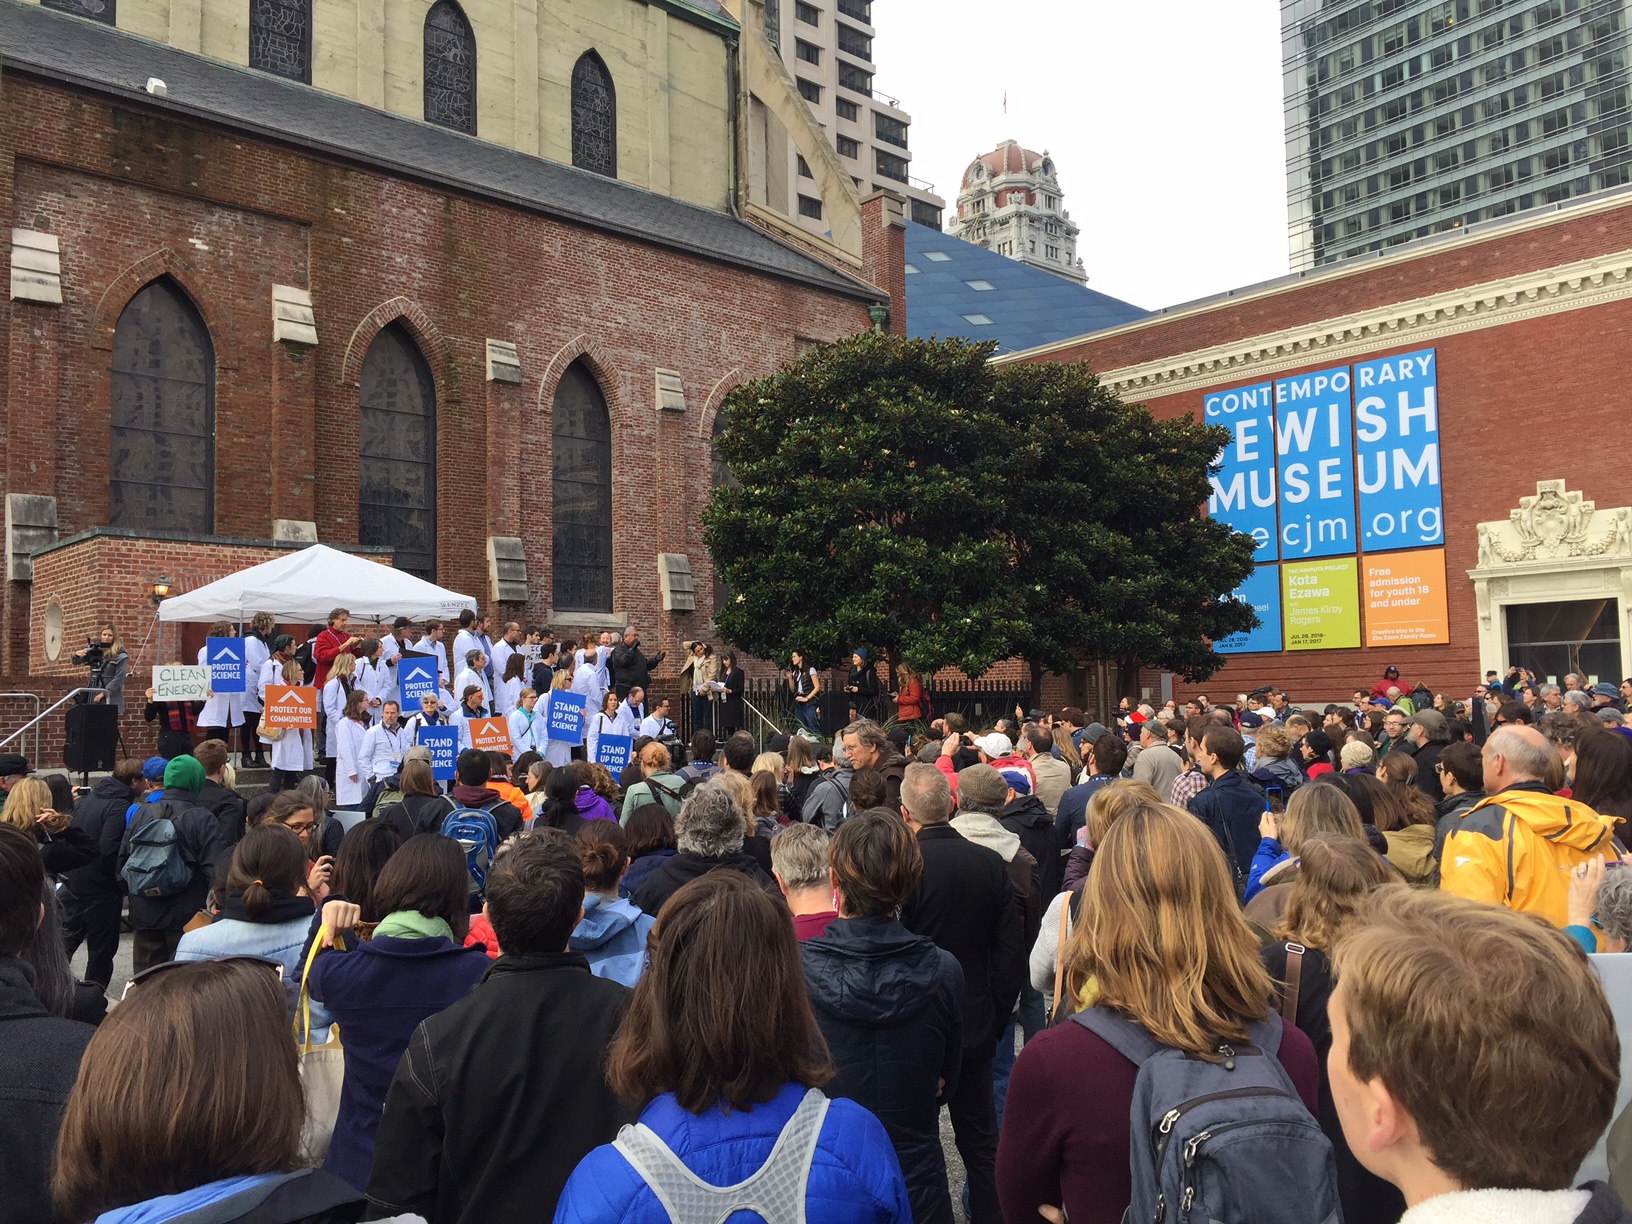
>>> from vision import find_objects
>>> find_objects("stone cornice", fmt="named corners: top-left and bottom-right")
top-left (1049, 248), bottom-right (1632, 400)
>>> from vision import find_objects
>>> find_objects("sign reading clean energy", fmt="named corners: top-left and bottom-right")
top-left (1353, 348), bottom-right (1443, 550)
top-left (1205, 381), bottom-right (1279, 563)
top-left (1216, 565), bottom-right (1283, 655)
top-left (1274, 365), bottom-right (1356, 560)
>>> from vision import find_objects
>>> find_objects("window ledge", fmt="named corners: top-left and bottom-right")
top-left (547, 609), bottom-right (629, 630)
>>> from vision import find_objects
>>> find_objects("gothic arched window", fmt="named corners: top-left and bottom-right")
top-left (424, 0), bottom-right (476, 135)
top-left (571, 51), bottom-right (617, 177)
top-left (552, 361), bottom-right (613, 612)
top-left (359, 323), bottom-right (438, 580)
top-left (249, 0), bottom-right (310, 81)
top-left (109, 278), bottom-right (215, 532)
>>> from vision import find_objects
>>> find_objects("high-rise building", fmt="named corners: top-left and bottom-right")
top-left (947, 140), bottom-right (1086, 283)
top-left (1284, 0), bottom-right (1632, 272)
top-left (765, 0), bottom-right (944, 233)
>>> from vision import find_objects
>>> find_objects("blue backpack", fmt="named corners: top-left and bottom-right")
top-left (440, 805), bottom-right (501, 901)
top-left (122, 802), bottom-right (195, 898)
top-left (1072, 1007), bottom-right (1339, 1224)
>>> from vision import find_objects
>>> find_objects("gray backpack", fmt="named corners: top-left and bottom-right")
top-left (122, 802), bottom-right (195, 898)
top-left (1072, 1007), bottom-right (1339, 1224)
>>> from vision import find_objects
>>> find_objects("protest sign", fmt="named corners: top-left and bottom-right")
top-left (152, 665), bottom-right (210, 702)
top-left (469, 717), bottom-right (512, 754)
top-left (399, 653), bottom-right (439, 705)
top-left (417, 725), bottom-right (458, 780)
top-left (546, 691), bottom-right (587, 746)
top-left (594, 734), bottom-right (633, 773)
top-left (204, 637), bottom-right (246, 693)
top-left (263, 685), bottom-right (319, 730)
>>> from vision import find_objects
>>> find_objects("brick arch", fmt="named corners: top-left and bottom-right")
top-left (696, 367), bottom-right (743, 438)
top-left (91, 249), bottom-right (238, 365)
top-left (535, 333), bottom-right (627, 429)
top-left (340, 296), bottom-right (452, 388)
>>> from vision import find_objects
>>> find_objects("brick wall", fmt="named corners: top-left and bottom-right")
top-left (0, 70), bottom-right (897, 736)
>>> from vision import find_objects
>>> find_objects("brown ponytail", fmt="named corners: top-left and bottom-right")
top-left (225, 825), bottom-right (309, 917)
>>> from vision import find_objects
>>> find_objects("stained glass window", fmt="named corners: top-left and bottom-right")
top-left (42, 0), bottom-right (115, 25)
top-left (424, 0), bottom-right (476, 135)
top-left (359, 323), bottom-right (438, 580)
top-left (109, 278), bottom-right (215, 532)
top-left (571, 52), bottom-right (617, 177)
top-left (249, 0), bottom-right (310, 81)
top-left (552, 361), bottom-right (613, 612)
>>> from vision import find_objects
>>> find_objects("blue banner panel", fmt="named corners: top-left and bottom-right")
top-left (1216, 564), bottom-right (1283, 655)
top-left (1353, 348), bottom-right (1443, 551)
top-left (594, 734), bottom-right (634, 773)
top-left (399, 654), bottom-right (439, 706)
top-left (1274, 365), bottom-right (1356, 560)
top-left (546, 691), bottom-right (588, 747)
top-left (205, 637), bottom-right (246, 693)
top-left (1204, 381), bottom-right (1279, 563)
top-left (417, 725), bottom-right (459, 780)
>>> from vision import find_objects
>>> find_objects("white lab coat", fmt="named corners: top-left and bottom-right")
top-left (403, 711), bottom-right (450, 742)
top-left (263, 726), bottom-right (312, 772)
top-left (379, 634), bottom-right (404, 705)
top-left (197, 644), bottom-right (244, 729)
top-left (612, 701), bottom-right (644, 738)
top-left (452, 630), bottom-right (483, 679)
top-left (453, 705), bottom-right (489, 753)
top-left (415, 636), bottom-right (451, 686)
top-left (243, 635), bottom-right (270, 715)
top-left (454, 667), bottom-right (492, 711)
top-left (334, 717), bottom-right (370, 807)
top-left (639, 714), bottom-right (676, 739)
top-left (257, 657), bottom-right (286, 704)
top-left (361, 720), bottom-right (409, 782)
top-left (508, 705), bottom-right (544, 756)
top-left (494, 676), bottom-right (522, 716)
top-left (586, 711), bottom-right (616, 766)
top-left (490, 639), bottom-right (518, 686)
top-left (322, 678), bottom-right (352, 758)
top-left (356, 657), bottom-right (392, 723)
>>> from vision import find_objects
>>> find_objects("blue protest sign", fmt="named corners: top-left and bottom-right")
top-left (546, 691), bottom-right (587, 746)
top-left (417, 724), bottom-right (458, 780)
top-left (1353, 347), bottom-right (1443, 551)
top-left (1205, 381), bottom-right (1278, 563)
top-left (205, 637), bottom-right (246, 693)
top-left (594, 734), bottom-right (634, 773)
top-left (1274, 364), bottom-right (1356, 560)
top-left (399, 653), bottom-right (439, 706)
top-left (1216, 564), bottom-right (1283, 655)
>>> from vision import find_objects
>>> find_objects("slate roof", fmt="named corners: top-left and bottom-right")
top-left (903, 221), bottom-right (1148, 355)
top-left (0, 0), bottom-right (878, 301)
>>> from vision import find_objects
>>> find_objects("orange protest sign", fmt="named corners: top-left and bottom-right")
top-left (263, 685), bottom-right (319, 730)
top-left (469, 716), bottom-right (512, 754)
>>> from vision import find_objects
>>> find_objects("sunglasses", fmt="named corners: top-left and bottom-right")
top-left (121, 955), bottom-right (284, 1000)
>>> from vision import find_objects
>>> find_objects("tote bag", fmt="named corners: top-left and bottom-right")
top-left (296, 926), bottom-right (345, 1164)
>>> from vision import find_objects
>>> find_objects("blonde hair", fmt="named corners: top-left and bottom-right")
top-left (1256, 724), bottom-right (1293, 761)
top-left (550, 669), bottom-right (573, 691)
top-left (1052, 727), bottom-right (1082, 772)
top-left (327, 652), bottom-right (356, 681)
top-left (785, 737), bottom-right (815, 773)
top-left (752, 752), bottom-right (785, 778)
top-left (1085, 779), bottom-right (1163, 850)
top-left (1274, 833), bottom-right (1397, 950)
top-left (1, 777), bottom-right (51, 829)
top-left (1280, 781), bottom-right (1364, 857)
top-left (1062, 803), bottom-right (1272, 1055)
top-left (713, 771), bottom-right (755, 838)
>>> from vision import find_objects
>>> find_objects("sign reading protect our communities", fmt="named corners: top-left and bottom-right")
top-left (1208, 347), bottom-right (1447, 653)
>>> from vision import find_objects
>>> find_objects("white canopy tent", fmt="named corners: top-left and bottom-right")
top-left (156, 544), bottom-right (477, 625)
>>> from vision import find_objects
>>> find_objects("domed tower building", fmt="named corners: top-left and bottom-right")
top-left (948, 140), bottom-right (1086, 285)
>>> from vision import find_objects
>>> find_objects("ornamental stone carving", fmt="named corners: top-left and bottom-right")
top-left (1478, 481), bottom-right (1632, 566)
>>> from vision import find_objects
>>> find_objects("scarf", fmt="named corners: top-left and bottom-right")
top-left (93, 1174), bottom-right (281, 1224)
top-left (221, 889), bottom-right (315, 925)
top-left (374, 909), bottom-right (454, 941)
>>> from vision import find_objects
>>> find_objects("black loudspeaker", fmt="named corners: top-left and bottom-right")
top-left (64, 704), bottom-right (119, 772)
top-left (818, 691), bottom-right (850, 737)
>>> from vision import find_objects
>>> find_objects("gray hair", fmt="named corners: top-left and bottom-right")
top-left (674, 783), bottom-right (745, 858)
top-left (900, 761), bottom-right (951, 825)
top-left (1541, 684), bottom-right (1561, 698)
top-left (403, 745), bottom-right (433, 765)
top-left (770, 823), bottom-right (830, 890)
top-left (1485, 726), bottom-right (1554, 782)
top-left (842, 718), bottom-right (890, 754)
top-left (1563, 690), bottom-right (1593, 713)
top-left (1598, 869), bottom-right (1632, 946)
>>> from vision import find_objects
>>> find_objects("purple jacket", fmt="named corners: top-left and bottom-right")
top-left (575, 787), bottom-right (618, 824)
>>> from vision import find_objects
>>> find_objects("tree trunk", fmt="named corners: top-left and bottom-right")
top-left (1027, 659), bottom-right (1046, 712)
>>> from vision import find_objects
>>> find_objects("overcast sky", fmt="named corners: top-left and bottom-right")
top-left (871, 0), bottom-right (1290, 311)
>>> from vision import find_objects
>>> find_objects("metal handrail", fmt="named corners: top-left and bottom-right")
top-left (0, 688), bottom-right (97, 766)
top-left (741, 696), bottom-right (788, 752)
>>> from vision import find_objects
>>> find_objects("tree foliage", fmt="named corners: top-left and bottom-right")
top-left (703, 333), bottom-right (1258, 685)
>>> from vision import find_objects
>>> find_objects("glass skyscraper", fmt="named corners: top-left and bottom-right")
top-left (1284, 0), bottom-right (1632, 271)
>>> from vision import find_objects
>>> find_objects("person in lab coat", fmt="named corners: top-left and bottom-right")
top-left (333, 688), bottom-right (373, 808)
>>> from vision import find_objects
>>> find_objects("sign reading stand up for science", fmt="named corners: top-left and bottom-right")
top-left (1208, 347), bottom-right (1448, 654)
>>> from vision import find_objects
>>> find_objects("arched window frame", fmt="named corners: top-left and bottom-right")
top-left (423, 0), bottom-right (477, 135)
top-left (358, 322), bottom-right (439, 580)
top-left (248, 0), bottom-right (311, 82)
top-left (571, 51), bottom-right (617, 177)
top-left (551, 361), bottom-right (614, 614)
top-left (109, 277), bottom-right (216, 533)
top-left (42, 0), bottom-right (115, 25)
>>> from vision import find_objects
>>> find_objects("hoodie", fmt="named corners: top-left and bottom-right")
top-left (568, 892), bottom-right (655, 987)
top-left (801, 916), bottom-right (965, 1224)
top-left (573, 787), bottom-right (618, 825)
top-left (951, 811), bottom-right (1042, 951)
top-left (1396, 1183), bottom-right (1632, 1224)
top-left (1441, 781), bottom-right (1618, 936)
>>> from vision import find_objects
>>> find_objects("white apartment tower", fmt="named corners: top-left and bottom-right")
top-left (772, 0), bottom-right (945, 233)
top-left (948, 140), bottom-right (1085, 284)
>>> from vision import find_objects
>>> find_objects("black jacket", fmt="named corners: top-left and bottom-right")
top-left (0, 956), bottom-right (94, 1224)
top-left (801, 916), bottom-right (964, 1224)
top-left (1188, 770), bottom-right (1265, 878)
top-left (199, 778), bottom-right (249, 849)
top-left (37, 823), bottom-right (97, 877)
top-left (380, 794), bottom-right (455, 843)
top-left (899, 825), bottom-right (1023, 1052)
top-left (631, 850), bottom-right (778, 917)
top-left (367, 953), bottom-right (635, 1224)
top-left (65, 774), bottom-right (139, 901)
top-left (1413, 739), bottom-right (1447, 802)
top-left (118, 790), bottom-right (228, 931)
top-left (1580, 1182), bottom-right (1632, 1224)
top-left (608, 642), bottom-right (665, 697)
top-left (1001, 793), bottom-right (1062, 902)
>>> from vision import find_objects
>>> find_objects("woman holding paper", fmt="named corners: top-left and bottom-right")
top-left (334, 689), bottom-right (373, 808)
top-left (683, 641), bottom-right (719, 738)
top-left (543, 669), bottom-right (578, 768)
top-left (262, 660), bottom-right (314, 792)
top-left (196, 620), bottom-right (244, 747)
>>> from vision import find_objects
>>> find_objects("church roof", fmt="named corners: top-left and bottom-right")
top-left (903, 221), bottom-right (1147, 356)
top-left (0, 0), bottom-right (876, 302)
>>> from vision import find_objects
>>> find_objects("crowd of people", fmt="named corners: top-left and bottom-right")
top-left (7, 644), bottom-right (1632, 1224)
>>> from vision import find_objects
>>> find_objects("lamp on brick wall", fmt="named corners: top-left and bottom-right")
top-left (151, 579), bottom-right (171, 606)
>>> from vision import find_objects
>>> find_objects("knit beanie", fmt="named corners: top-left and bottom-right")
top-left (163, 753), bottom-right (205, 793)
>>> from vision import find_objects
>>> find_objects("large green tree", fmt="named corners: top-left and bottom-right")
top-left (703, 333), bottom-right (1258, 692)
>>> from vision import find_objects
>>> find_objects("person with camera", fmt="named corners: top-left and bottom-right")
top-left (312, 607), bottom-right (367, 688)
top-left (70, 624), bottom-right (128, 713)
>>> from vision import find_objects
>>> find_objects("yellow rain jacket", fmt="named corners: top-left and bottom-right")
top-left (1440, 781), bottom-right (1618, 939)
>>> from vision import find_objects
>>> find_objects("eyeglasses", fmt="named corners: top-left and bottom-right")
top-left (121, 955), bottom-right (284, 999)
top-left (283, 820), bottom-right (315, 836)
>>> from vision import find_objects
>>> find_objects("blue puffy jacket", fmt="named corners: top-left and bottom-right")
top-left (552, 1082), bottom-right (912, 1224)
top-left (567, 893), bottom-right (655, 987)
